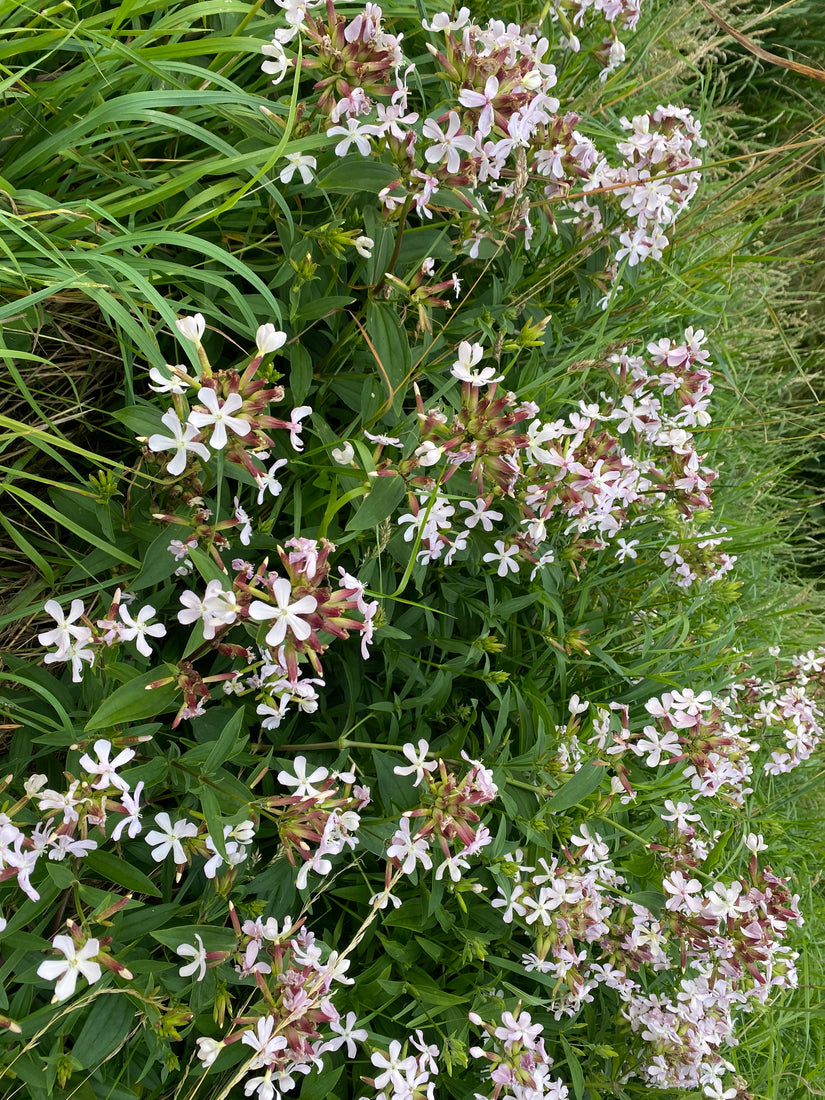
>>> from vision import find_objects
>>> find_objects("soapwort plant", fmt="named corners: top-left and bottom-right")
top-left (0, 2), bottom-right (819, 1099)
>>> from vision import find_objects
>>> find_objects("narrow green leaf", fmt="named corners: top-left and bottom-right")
top-left (199, 785), bottom-right (227, 860)
top-left (560, 1036), bottom-right (585, 1100)
top-left (203, 707), bottom-right (247, 777)
top-left (83, 849), bottom-right (162, 898)
top-left (85, 667), bottom-right (180, 731)
top-left (315, 158), bottom-right (399, 194)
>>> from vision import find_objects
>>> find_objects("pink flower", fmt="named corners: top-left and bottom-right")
top-left (387, 817), bottom-right (433, 875)
top-left (458, 75), bottom-right (499, 136)
top-left (493, 1010), bottom-right (543, 1050)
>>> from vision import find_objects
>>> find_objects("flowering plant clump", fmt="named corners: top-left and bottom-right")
top-left (0, 3), bottom-right (818, 1100)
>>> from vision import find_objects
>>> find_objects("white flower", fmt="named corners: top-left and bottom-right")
top-left (261, 40), bottom-right (289, 84)
top-left (78, 739), bottom-right (135, 792)
top-left (415, 440), bottom-right (444, 467)
top-left (364, 429), bottom-right (401, 447)
top-left (144, 812), bottom-right (198, 864)
top-left (458, 75), bottom-right (499, 137)
top-left (422, 110), bottom-right (476, 174)
top-left (331, 442), bottom-right (355, 465)
top-left (394, 739), bottom-right (438, 787)
top-left (195, 1037), bottom-right (224, 1068)
top-left (118, 604), bottom-right (167, 658)
top-left (387, 817), bottom-right (432, 875)
top-left (483, 540), bottom-right (520, 577)
top-left (187, 389), bottom-right (251, 451)
top-left (744, 832), bottom-right (768, 854)
top-left (327, 118), bottom-right (378, 157)
top-left (233, 497), bottom-right (252, 546)
top-left (110, 781), bottom-right (144, 842)
top-left (176, 933), bottom-right (207, 981)
top-left (38, 598), bottom-right (88, 655)
top-left (615, 537), bottom-right (639, 562)
top-left (277, 755), bottom-right (329, 797)
top-left (177, 579), bottom-right (239, 639)
top-left (148, 365), bottom-right (190, 394)
top-left (354, 234), bottom-right (374, 258)
top-left (255, 324), bottom-right (287, 355)
top-left (286, 405), bottom-right (312, 451)
top-left (422, 7), bottom-right (470, 31)
top-left (175, 314), bottom-right (206, 343)
top-left (279, 152), bottom-right (317, 184)
top-left (256, 458), bottom-right (288, 504)
top-left (242, 1016), bottom-right (288, 1071)
top-left (147, 408), bottom-right (210, 476)
top-left (451, 346), bottom-right (502, 385)
top-left (460, 498), bottom-right (503, 531)
top-left (43, 634), bottom-right (95, 683)
top-left (248, 577), bottom-right (317, 648)
top-left (37, 935), bottom-right (101, 1002)
top-left (324, 1011), bottom-right (368, 1057)
top-left (24, 774), bottom-right (48, 796)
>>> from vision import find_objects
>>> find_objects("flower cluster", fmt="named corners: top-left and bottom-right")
top-left (267, 757), bottom-right (367, 890)
top-left (489, 819), bottom-right (802, 1092)
top-left (469, 1007), bottom-right (569, 1100)
top-left (146, 316), bottom-right (307, 481)
top-left (360, 1030), bottom-right (440, 1100)
top-left (38, 591), bottom-right (167, 682)
top-left (385, 742), bottom-right (497, 890)
top-left (215, 918), bottom-right (364, 1100)
top-left (367, 326), bottom-right (723, 586)
top-left (262, 3), bottom-right (702, 274)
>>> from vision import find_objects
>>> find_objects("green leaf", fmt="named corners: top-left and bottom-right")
top-left (132, 528), bottom-right (182, 590)
top-left (288, 342), bottom-right (313, 403)
top-left (364, 299), bottom-right (410, 419)
top-left (45, 862), bottom-right (76, 889)
top-left (560, 1036), bottom-right (585, 1100)
top-left (293, 295), bottom-right (354, 325)
top-left (545, 762), bottom-right (606, 814)
top-left (188, 546), bottom-right (230, 587)
top-left (315, 158), bottom-right (399, 194)
top-left (85, 667), bottom-right (180, 731)
top-left (372, 748), bottom-right (418, 812)
top-left (202, 707), bottom-right (247, 777)
top-left (111, 404), bottom-right (165, 439)
top-left (346, 474), bottom-right (405, 531)
top-left (199, 785), bottom-right (227, 860)
top-left (83, 849), bottom-right (162, 898)
top-left (301, 1064), bottom-right (344, 1100)
top-left (72, 994), bottom-right (135, 1069)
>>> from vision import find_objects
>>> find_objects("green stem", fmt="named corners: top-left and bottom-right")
top-left (277, 738), bottom-right (408, 753)
top-left (374, 195), bottom-right (413, 296)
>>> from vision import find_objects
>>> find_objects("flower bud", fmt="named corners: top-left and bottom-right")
top-left (196, 1036), bottom-right (224, 1068)
top-left (175, 314), bottom-right (206, 344)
